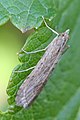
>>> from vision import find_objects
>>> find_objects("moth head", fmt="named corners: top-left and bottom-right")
top-left (61, 29), bottom-right (70, 40)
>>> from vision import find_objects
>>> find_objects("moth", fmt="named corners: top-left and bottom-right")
top-left (15, 17), bottom-right (70, 108)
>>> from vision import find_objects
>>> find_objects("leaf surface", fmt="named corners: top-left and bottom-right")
top-left (0, 0), bottom-right (56, 32)
top-left (1, 0), bottom-right (80, 120)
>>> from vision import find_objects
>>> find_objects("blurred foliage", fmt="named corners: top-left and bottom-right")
top-left (0, 21), bottom-right (31, 111)
top-left (0, 0), bottom-right (80, 120)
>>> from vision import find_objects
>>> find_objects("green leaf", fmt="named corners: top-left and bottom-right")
top-left (0, 112), bottom-right (12, 120)
top-left (1, 0), bottom-right (80, 119)
top-left (0, 0), bottom-right (57, 32)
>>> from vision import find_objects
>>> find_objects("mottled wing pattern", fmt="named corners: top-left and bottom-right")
top-left (15, 30), bottom-right (69, 108)
top-left (16, 76), bottom-right (43, 108)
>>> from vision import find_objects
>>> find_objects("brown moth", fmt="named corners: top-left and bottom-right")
top-left (15, 17), bottom-right (70, 108)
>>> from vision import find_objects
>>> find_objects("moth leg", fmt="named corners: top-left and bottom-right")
top-left (22, 47), bottom-right (47, 54)
top-left (62, 45), bottom-right (70, 54)
top-left (42, 16), bottom-right (59, 36)
top-left (14, 66), bottom-right (35, 73)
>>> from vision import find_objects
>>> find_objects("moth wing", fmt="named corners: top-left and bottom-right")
top-left (15, 80), bottom-right (43, 108)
